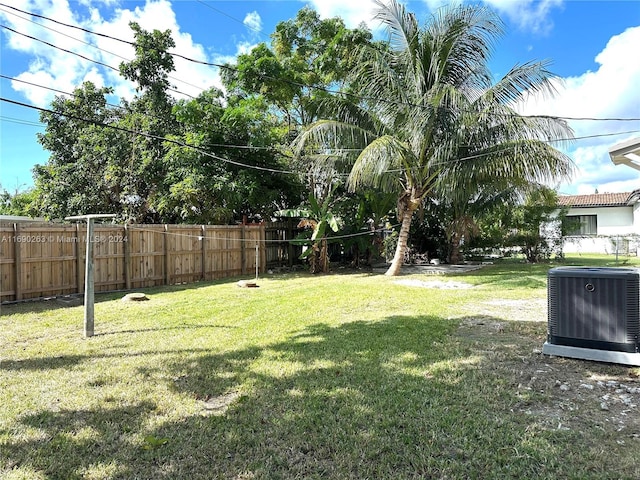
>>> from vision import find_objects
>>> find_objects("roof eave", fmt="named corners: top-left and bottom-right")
top-left (609, 137), bottom-right (640, 171)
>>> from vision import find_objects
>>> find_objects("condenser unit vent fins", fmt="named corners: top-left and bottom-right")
top-left (543, 267), bottom-right (640, 365)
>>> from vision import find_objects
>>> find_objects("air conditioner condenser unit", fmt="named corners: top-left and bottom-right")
top-left (542, 266), bottom-right (640, 366)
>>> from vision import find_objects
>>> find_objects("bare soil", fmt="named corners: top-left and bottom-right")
top-left (455, 305), bottom-right (640, 442)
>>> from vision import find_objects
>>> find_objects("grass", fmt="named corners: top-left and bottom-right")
top-left (1, 255), bottom-right (640, 479)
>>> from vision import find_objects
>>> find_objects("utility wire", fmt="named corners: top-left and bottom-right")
top-left (2, 3), bottom-right (640, 123)
top-left (0, 115), bottom-right (44, 127)
top-left (0, 5), bottom-right (204, 94)
top-left (0, 24), bottom-right (196, 100)
top-left (5, 95), bottom-right (639, 177)
top-left (125, 223), bottom-right (398, 244)
top-left (1, 97), bottom-right (297, 175)
top-left (195, 0), bottom-right (269, 40)
top-left (1, 74), bottom-right (287, 153)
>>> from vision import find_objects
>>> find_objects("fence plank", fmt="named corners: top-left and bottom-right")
top-left (0, 222), bottom-right (288, 302)
top-left (0, 224), bottom-right (16, 302)
top-left (124, 225), bottom-right (131, 290)
top-left (14, 224), bottom-right (21, 300)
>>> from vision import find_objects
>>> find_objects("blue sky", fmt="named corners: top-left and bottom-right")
top-left (1, 0), bottom-right (640, 196)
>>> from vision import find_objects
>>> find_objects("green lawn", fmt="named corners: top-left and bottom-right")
top-left (1, 256), bottom-right (640, 479)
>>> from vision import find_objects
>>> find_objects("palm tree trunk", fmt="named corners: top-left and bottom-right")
top-left (450, 233), bottom-right (463, 264)
top-left (385, 203), bottom-right (417, 276)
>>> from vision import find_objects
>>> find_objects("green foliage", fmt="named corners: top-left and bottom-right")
top-left (294, 1), bottom-right (573, 275)
top-left (32, 23), bottom-right (302, 224)
top-left (276, 190), bottom-right (341, 273)
top-left (33, 82), bottom-right (127, 220)
top-left (338, 190), bottom-right (396, 267)
top-left (0, 186), bottom-right (38, 217)
top-left (473, 187), bottom-right (565, 263)
top-left (161, 90), bottom-right (303, 223)
top-left (223, 7), bottom-right (373, 130)
top-left (119, 22), bottom-right (176, 105)
top-left (508, 187), bottom-right (565, 262)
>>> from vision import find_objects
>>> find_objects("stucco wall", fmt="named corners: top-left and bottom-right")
top-left (565, 206), bottom-right (636, 235)
top-left (562, 236), bottom-right (639, 255)
top-left (556, 205), bottom-right (639, 254)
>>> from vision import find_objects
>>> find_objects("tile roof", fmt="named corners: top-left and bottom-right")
top-left (557, 192), bottom-right (633, 207)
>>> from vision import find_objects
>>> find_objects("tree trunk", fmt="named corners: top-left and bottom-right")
top-left (385, 202), bottom-right (418, 276)
top-left (449, 233), bottom-right (463, 264)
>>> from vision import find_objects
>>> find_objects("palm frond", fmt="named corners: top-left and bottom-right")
top-left (292, 120), bottom-right (377, 157)
top-left (373, 0), bottom-right (420, 56)
top-left (347, 135), bottom-right (412, 193)
top-left (488, 59), bottom-right (560, 106)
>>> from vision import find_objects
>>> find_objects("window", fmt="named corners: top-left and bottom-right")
top-left (564, 215), bottom-right (597, 235)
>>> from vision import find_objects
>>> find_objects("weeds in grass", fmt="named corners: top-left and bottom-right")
top-left (1, 258), bottom-right (640, 479)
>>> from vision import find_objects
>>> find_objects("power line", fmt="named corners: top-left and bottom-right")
top-left (0, 24), bottom-right (196, 100)
top-left (4, 95), bottom-right (639, 176)
top-left (1, 74), bottom-right (286, 153)
top-left (1, 97), bottom-right (297, 175)
top-left (195, 0), bottom-right (269, 40)
top-left (0, 5), bottom-right (205, 94)
top-left (3, 3), bottom-right (640, 124)
top-left (2, 74), bottom-right (124, 109)
top-left (0, 115), bottom-right (44, 127)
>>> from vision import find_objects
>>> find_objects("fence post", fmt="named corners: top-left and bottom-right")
top-left (241, 224), bottom-right (247, 275)
top-left (261, 223), bottom-right (266, 274)
top-left (164, 225), bottom-right (170, 285)
top-left (14, 223), bottom-right (22, 301)
top-left (75, 223), bottom-right (83, 294)
top-left (123, 224), bottom-right (131, 290)
top-left (201, 225), bottom-right (206, 281)
top-left (288, 218), bottom-right (294, 268)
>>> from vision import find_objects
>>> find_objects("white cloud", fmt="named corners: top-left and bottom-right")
top-left (421, 0), bottom-right (562, 33)
top-left (306, 0), bottom-right (562, 39)
top-left (481, 0), bottom-right (562, 33)
top-left (515, 26), bottom-right (640, 194)
top-left (568, 142), bottom-right (640, 195)
top-left (11, 70), bottom-right (57, 106)
top-left (304, 0), bottom-right (379, 28)
top-left (0, 0), bottom-right (223, 106)
top-left (243, 11), bottom-right (262, 34)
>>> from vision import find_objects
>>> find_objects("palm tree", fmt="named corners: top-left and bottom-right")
top-left (293, 0), bottom-right (574, 275)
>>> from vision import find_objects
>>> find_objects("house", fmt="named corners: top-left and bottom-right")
top-left (553, 138), bottom-right (640, 255)
top-left (557, 191), bottom-right (640, 254)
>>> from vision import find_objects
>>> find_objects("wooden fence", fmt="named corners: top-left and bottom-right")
top-left (0, 222), bottom-right (302, 303)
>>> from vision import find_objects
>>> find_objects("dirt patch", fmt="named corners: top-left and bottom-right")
top-left (395, 279), bottom-right (474, 289)
top-left (460, 298), bottom-right (548, 323)
top-left (456, 317), bottom-right (640, 439)
top-left (201, 391), bottom-right (241, 416)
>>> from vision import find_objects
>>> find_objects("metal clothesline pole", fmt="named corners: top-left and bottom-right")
top-left (65, 214), bottom-right (117, 338)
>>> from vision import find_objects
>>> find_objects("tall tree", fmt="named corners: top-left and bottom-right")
top-left (118, 22), bottom-right (179, 223)
top-left (293, 0), bottom-right (574, 275)
top-left (33, 82), bottom-right (127, 219)
top-left (222, 7), bottom-right (375, 210)
top-left (161, 89), bottom-right (303, 223)
top-left (33, 22), bottom-right (179, 222)
top-left (222, 7), bottom-right (372, 131)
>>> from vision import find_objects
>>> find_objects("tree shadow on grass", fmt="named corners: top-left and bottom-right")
top-left (0, 278), bottom-right (238, 316)
top-left (1, 401), bottom-right (157, 480)
top-left (0, 347), bottom-right (214, 372)
top-left (4, 315), bottom-right (640, 479)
